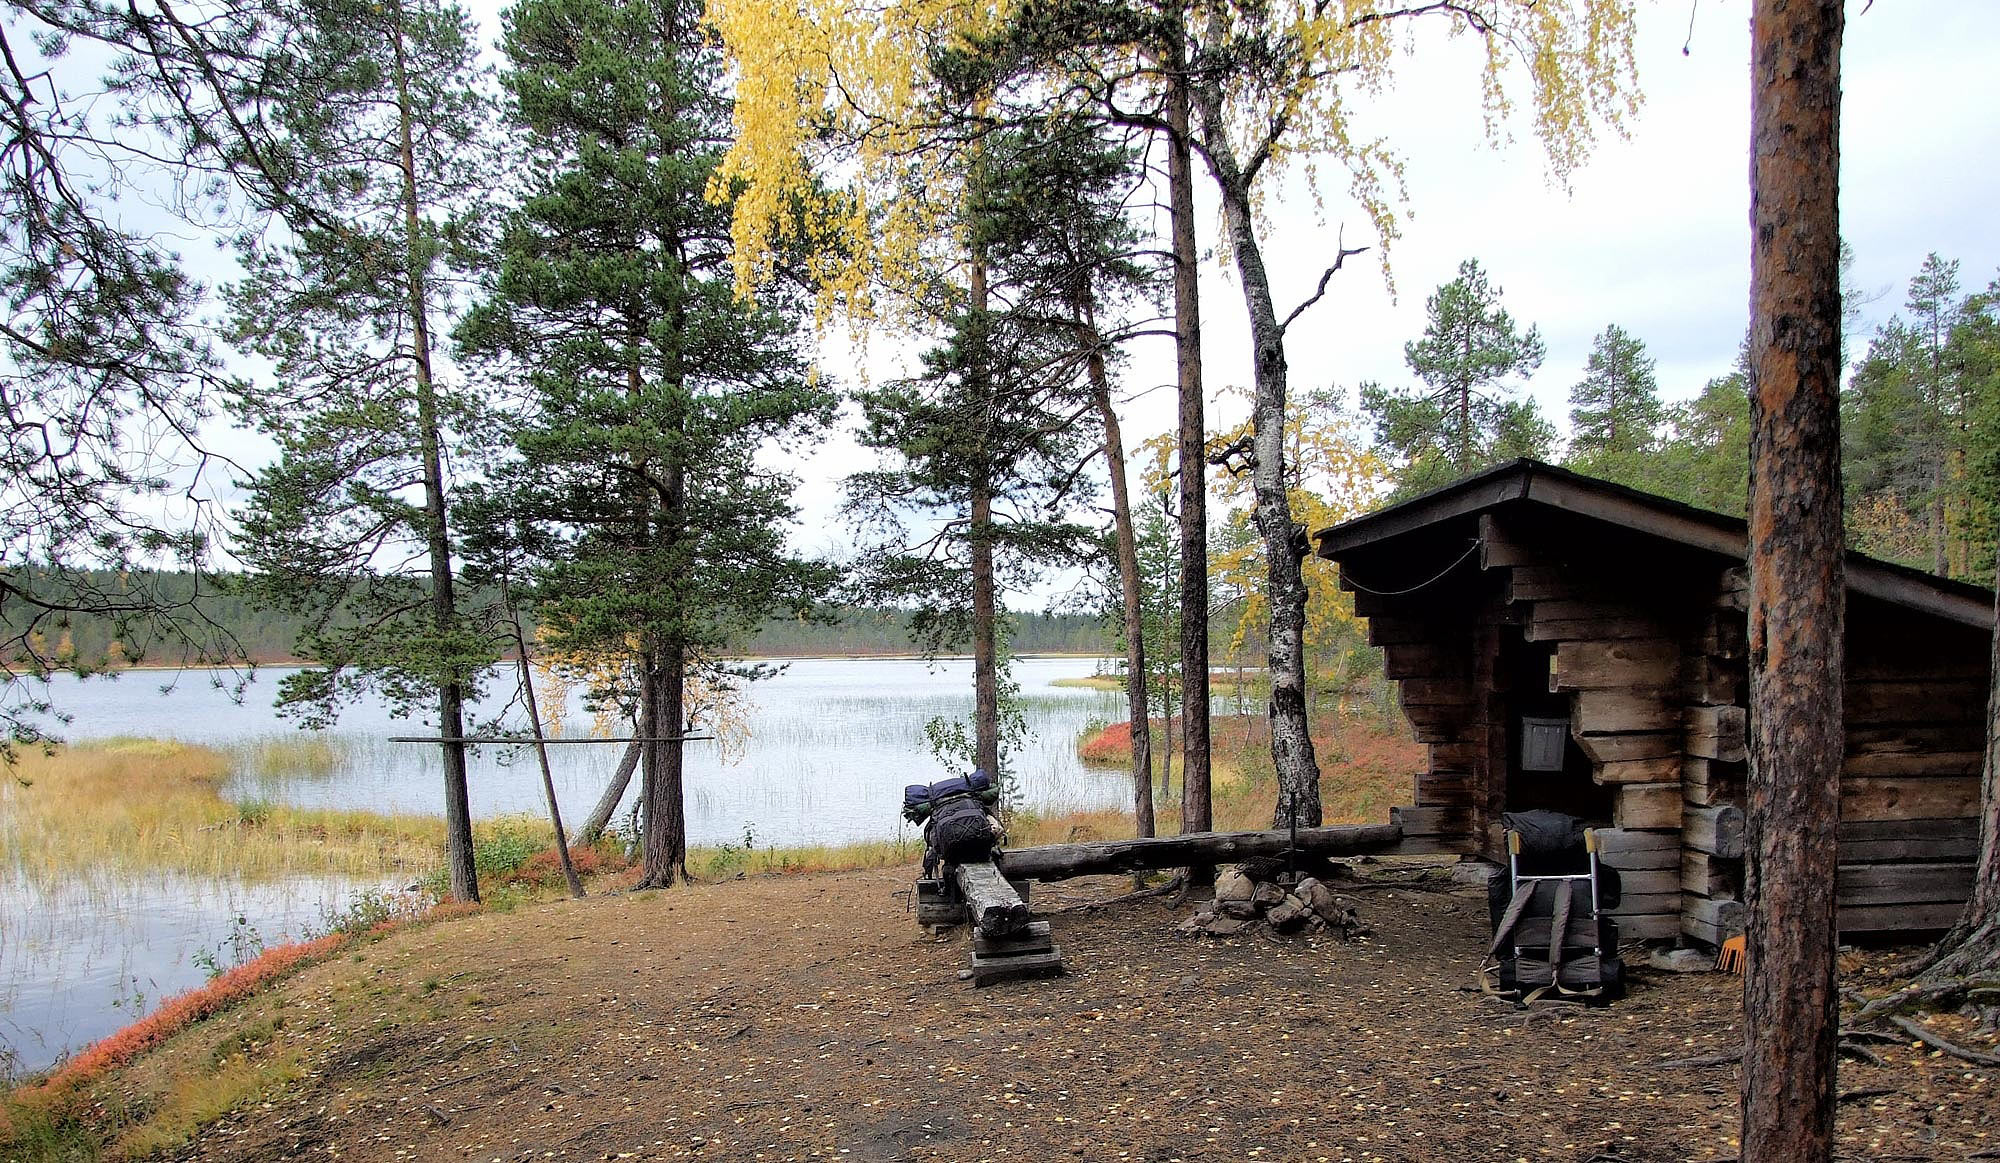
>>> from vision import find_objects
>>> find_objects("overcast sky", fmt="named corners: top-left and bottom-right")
top-left (778, 1), bottom-right (2000, 562)
top-left (115, 1), bottom-right (1996, 582)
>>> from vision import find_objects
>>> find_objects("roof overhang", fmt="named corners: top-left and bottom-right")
top-left (1314, 460), bottom-right (1995, 630)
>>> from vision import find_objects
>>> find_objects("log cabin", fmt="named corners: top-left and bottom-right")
top-left (1312, 459), bottom-right (1993, 946)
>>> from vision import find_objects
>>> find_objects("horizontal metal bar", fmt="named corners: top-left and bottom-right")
top-left (386, 735), bottom-right (715, 744)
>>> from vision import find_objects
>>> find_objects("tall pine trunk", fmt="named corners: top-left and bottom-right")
top-left (389, 1), bottom-right (476, 902)
top-left (1082, 307), bottom-right (1154, 838)
top-left (1742, 2), bottom-right (1845, 1158)
top-left (968, 253), bottom-right (1002, 783)
top-left (1191, 82), bottom-right (1321, 828)
top-left (641, 642), bottom-right (689, 886)
top-left (1166, 18), bottom-right (1211, 844)
top-left (640, 382), bottom-right (690, 887)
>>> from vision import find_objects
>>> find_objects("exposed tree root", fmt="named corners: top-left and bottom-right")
top-left (1852, 974), bottom-right (2000, 1022)
top-left (1883, 1014), bottom-right (2000, 1067)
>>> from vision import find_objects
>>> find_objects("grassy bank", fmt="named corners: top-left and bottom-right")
top-left (1075, 709), bottom-right (1423, 831)
top-left (1, 740), bottom-right (446, 884)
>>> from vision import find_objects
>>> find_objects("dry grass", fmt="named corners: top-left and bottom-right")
top-left (1072, 709), bottom-right (1422, 832)
top-left (0, 739), bottom-right (446, 883)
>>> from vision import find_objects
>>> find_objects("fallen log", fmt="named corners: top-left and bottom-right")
top-left (954, 861), bottom-right (1032, 937)
top-left (996, 823), bottom-right (1403, 882)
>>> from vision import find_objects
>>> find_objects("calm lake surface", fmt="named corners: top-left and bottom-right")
top-left (1, 656), bottom-right (1125, 1074)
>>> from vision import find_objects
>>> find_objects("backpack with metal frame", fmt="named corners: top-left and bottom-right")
top-left (1480, 815), bottom-right (1625, 1003)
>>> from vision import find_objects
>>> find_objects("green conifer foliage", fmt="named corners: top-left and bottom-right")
top-left (1361, 259), bottom-right (1552, 497)
top-left (225, 0), bottom-right (498, 901)
top-left (459, 0), bottom-right (837, 887)
top-left (1566, 323), bottom-right (1665, 477)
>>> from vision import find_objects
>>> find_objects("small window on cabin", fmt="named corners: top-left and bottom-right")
top-left (1519, 717), bottom-right (1569, 772)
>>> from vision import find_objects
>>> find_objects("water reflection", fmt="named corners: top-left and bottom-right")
top-left (3, 657), bottom-right (1132, 1073)
top-left (0, 871), bottom-right (379, 1075)
top-left (36, 657), bottom-right (1130, 847)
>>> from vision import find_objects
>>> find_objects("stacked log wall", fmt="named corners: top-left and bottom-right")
top-left (1679, 567), bottom-right (1750, 945)
top-left (1834, 604), bottom-right (1985, 933)
top-left (1347, 512), bottom-right (1985, 942)
top-left (1357, 589), bottom-right (1481, 855)
top-left (1488, 515), bottom-right (1690, 943)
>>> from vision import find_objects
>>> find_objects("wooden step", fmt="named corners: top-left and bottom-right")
top-left (973, 921), bottom-right (1053, 957)
top-left (970, 945), bottom-right (1065, 987)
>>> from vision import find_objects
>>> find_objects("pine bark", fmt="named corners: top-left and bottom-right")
top-left (574, 740), bottom-right (641, 847)
top-left (389, 2), bottom-right (475, 903)
top-left (639, 398), bottom-right (690, 886)
top-left (1166, 33), bottom-right (1211, 843)
top-left (1083, 309), bottom-right (1155, 838)
top-left (968, 253), bottom-right (1002, 784)
top-left (1189, 81), bottom-right (1321, 829)
top-left (1742, 2), bottom-right (1845, 1158)
top-left (640, 641), bottom-right (689, 886)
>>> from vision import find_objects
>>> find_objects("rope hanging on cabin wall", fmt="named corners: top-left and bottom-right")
top-left (1337, 538), bottom-right (1482, 597)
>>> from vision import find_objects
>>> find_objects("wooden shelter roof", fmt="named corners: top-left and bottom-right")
top-left (1313, 459), bottom-right (1995, 630)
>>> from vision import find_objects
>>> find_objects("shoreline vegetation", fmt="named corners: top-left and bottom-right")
top-left (2, 710), bottom-right (1420, 1155)
top-left (0, 704), bottom-right (1418, 890)
top-left (3, 571), bottom-right (1118, 672)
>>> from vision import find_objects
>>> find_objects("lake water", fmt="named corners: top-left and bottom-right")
top-left (2, 656), bottom-right (1127, 1074)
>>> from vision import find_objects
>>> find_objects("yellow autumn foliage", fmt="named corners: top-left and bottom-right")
top-left (1208, 391), bottom-right (1388, 690)
top-left (710, 0), bottom-right (1639, 309)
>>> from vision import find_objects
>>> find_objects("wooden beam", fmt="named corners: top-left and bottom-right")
top-left (1574, 732), bottom-right (1680, 764)
top-left (1315, 470), bottom-right (1531, 558)
top-left (954, 861), bottom-right (1032, 937)
top-left (1683, 895), bottom-right (1747, 945)
top-left (994, 823), bottom-right (1405, 882)
top-left (1685, 705), bottom-right (1748, 763)
top-left (1573, 690), bottom-right (1677, 733)
top-left (1838, 817), bottom-right (1979, 864)
top-left (1835, 862), bottom-right (1974, 907)
top-left (1841, 777), bottom-right (1981, 822)
top-left (1684, 804), bottom-right (1747, 859)
top-left (1597, 756), bottom-right (1685, 784)
top-left (1837, 902), bottom-right (1966, 933)
top-left (1614, 783), bottom-right (1682, 829)
top-left (1553, 639), bottom-right (1679, 691)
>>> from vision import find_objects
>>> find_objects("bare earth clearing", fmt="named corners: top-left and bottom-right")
top-left (134, 866), bottom-right (1995, 1162)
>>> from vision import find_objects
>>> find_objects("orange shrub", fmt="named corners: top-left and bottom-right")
top-left (1078, 720), bottom-right (1136, 765)
top-left (25, 932), bottom-right (348, 1106)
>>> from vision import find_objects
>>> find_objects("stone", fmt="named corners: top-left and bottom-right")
top-left (1645, 946), bottom-right (1718, 974)
top-left (1214, 868), bottom-right (1255, 903)
top-left (1266, 898), bottom-right (1308, 933)
top-left (1251, 881), bottom-right (1286, 908)
top-left (1451, 861), bottom-right (1501, 887)
top-left (1205, 916), bottom-right (1249, 937)
top-left (1175, 916), bottom-right (1208, 936)
top-left (1219, 899), bottom-right (1260, 920)
top-left (1302, 879), bottom-right (1341, 918)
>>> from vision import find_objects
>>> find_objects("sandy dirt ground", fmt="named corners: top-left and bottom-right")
top-left (130, 864), bottom-right (1996, 1163)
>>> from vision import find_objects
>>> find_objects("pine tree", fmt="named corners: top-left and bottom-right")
top-left (459, 0), bottom-right (837, 888)
top-left (226, 0), bottom-right (498, 902)
top-left (1566, 324), bottom-right (1664, 477)
top-left (1362, 259), bottom-right (1553, 498)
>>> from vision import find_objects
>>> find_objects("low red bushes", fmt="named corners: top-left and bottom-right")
top-left (26, 932), bottom-right (348, 1105)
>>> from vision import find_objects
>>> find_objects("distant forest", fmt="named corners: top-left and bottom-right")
top-left (3, 570), bottom-right (1112, 670)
